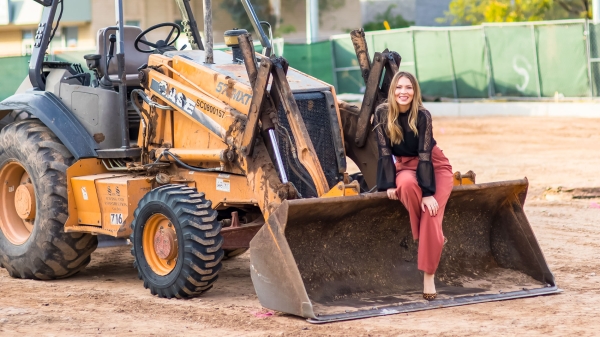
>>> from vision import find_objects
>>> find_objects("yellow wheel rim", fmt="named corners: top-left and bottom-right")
top-left (0, 162), bottom-right (36, 245)
top-left (143, 213), bottom-right (178, 276)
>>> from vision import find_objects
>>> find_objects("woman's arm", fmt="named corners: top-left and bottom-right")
top-left (374, 104), bottom-right (396, 191)
top-left (416, 109), bottom-right (436, 197)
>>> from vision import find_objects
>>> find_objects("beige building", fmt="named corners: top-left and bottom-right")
top-left (0, 0), bottom-right (361, 58)
top-left (0, 0), bottom-right (95, 57)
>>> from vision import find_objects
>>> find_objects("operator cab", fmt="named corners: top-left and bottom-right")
top-left (84, 23), bottom-right (182, 89)
top-left (62, 23), bottom-right (182, 147)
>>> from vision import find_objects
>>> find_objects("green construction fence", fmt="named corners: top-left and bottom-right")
top-left (0, 56), bottom-right (30, 100)
top-left (2, 19), bottom-right (600, 100)
top-left (0, 52), bottom-right (96, 101)
top-left (330, 19), bottom-right (599, 99)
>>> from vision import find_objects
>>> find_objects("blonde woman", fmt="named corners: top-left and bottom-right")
top-left (374, 71), bottom-right (453, 301)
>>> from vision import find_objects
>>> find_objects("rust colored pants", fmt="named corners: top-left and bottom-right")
top-left (394, 146), bottom-right (453, 274)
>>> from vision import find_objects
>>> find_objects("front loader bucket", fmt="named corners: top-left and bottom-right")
top-left (249, 179), bottom-right (560, 323)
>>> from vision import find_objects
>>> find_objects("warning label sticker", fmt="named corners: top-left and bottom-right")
top-left (216, 178), bottom-right (230, 192)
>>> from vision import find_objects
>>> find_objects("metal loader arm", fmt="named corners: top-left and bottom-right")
top-left (350, 29), bottom-right (372, 85)
top-left (269, 57), bottom-right (330, 196)
top-left (350, 29), bottom-right (401, 148)
top-left (237, 33), bottom-right (330, 197)
top-left (337, 30), bottom-right (403, 190)
top-left (238, 33), bottom-right (268, 156)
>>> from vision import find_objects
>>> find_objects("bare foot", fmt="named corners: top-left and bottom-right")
top-left (424, 272), bottom-right (436, 294)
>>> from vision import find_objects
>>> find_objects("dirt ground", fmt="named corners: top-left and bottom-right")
top-left (1, 116), bottom-right (599, 336)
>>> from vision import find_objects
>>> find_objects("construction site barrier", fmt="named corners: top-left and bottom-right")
top-left (1, 56), bottom-right (29, 100)
top-left (2, 19), bottom-right (600, 100)
top-left (329, 19), bottom-right (599, 99)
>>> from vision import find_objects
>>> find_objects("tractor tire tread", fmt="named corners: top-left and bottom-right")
top-left (130, 184), bottom-right (223, 299)
top-left (0, 120), bottom-right (98, 280)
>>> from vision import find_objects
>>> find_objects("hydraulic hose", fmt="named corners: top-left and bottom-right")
top-left (156, 150), bottom-right (222, 172)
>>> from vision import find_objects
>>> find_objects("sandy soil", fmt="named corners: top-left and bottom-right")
top-left (1, 116), bottom-right (599, 336)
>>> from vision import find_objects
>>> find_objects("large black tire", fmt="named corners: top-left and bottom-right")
top-left (131, 185), bottom-right (223, 298)
top-left (0, 120), bottom-right (98, 279)
top-left (0, 110), bottom-right (33, 131)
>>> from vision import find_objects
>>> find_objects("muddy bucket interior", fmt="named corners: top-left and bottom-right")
top-left (249, 179), bottom-right (560, 323)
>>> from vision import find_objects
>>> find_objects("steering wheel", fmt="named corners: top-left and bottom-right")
top-left (135, 23), bottom-right (181, 53)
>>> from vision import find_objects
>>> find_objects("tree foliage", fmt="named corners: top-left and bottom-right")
top-left (555, 0), bottom-right (591, 17)
top-left (440, 0), bottom-right (591, 25)
top-left (220, 0), bottom-right (277, 33)
top-left (363, 5), bottom-right (414, 31)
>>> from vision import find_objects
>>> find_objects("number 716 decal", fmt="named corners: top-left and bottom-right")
top-left (110, 213), bottom-right (124, 225)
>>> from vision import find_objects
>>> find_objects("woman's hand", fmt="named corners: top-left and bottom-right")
top-left (387, 188), bottom-right (398, 200)
top-left (421, 196), bottom-right (439, 216)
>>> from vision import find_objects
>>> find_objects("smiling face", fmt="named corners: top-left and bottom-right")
top-left (394, 76), bottom-right (414, 110)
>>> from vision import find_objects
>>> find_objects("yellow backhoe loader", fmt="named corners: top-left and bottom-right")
top-left (0, 0), bottom-right (559, 322)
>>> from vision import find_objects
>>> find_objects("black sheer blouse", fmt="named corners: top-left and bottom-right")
top-left (374, 103), bottom-right (437, 196)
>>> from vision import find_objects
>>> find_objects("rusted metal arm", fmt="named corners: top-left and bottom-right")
top-left (270, 57), bottom-right (330, 196)
top-left (221, 217), bottom-right (265, 249)
top-left (239, 34), bottom-right (272, 156)
top-left (354, 51), bottom-right (401, 148)
top-left (350, 29), bottom-right (372, 85)
top-left (354, 52), bottom-right (386, 148)
top-left (380, 51), bottom-right (401, 97)
top-left (238, 33), bottom-right (258, 85)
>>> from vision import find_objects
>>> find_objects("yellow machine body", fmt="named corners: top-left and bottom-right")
top-left (70, 173), bottom-right (151, 235)
top-left (65, 160), bottom-right (258, 237)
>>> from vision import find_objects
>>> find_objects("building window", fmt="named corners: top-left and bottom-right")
top-left (22, 29), bottom-right (35, 55)
top-left (63, 26), bottom-right (78, 47)
top-left (22, 30), bottom-right (34, 40)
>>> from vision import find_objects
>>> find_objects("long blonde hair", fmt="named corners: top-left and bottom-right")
top-left (384, 71), bottom-right (423, 145)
